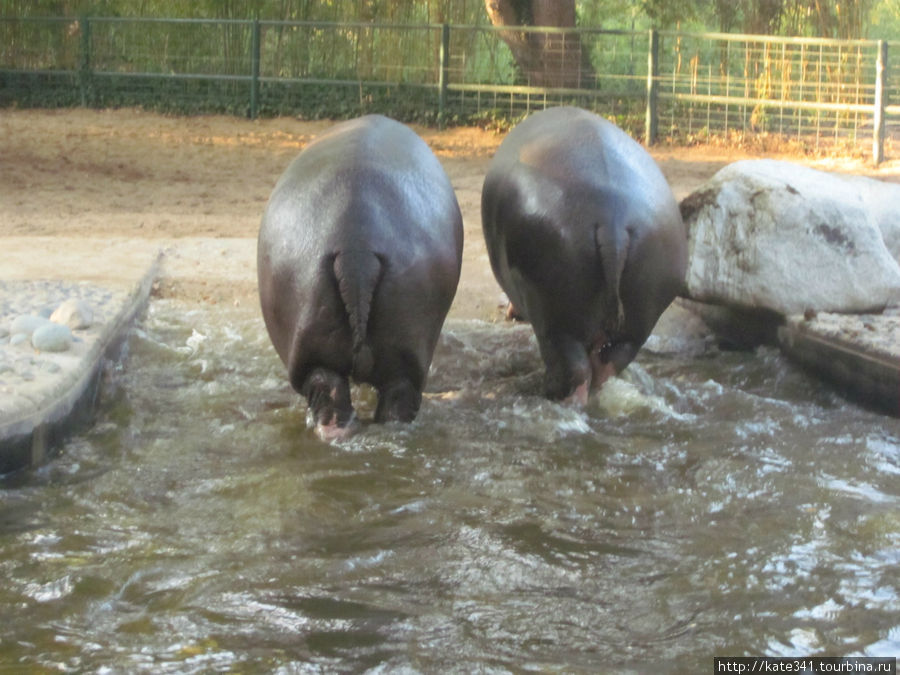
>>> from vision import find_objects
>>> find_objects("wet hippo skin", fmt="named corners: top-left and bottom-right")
top-left (481, 106), bottom-right (687, 403)
top-left (258, 115), bottom-right (463, 438)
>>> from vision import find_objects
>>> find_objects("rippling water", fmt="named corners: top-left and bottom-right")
top-left (1, 300), bottom-right (898, 672)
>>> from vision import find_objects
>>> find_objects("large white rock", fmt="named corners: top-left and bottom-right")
top-left (841, 173), bottom-right (900, 263)
top-left (50, 298), bottom-right (94, 330)
top-left (681, 159), bottom-right (900, 315)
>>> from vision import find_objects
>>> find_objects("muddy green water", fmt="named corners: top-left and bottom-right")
top-left (1, 300), bottom-right (898, 672)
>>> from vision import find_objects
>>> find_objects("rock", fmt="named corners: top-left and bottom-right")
top-left (681, 160), bottom-right (900, 315)
top-left (779, 311), bottom-right (900, 415)
top-left (50, 298), bottom-right (93, 330)
top-left (837, 174), bottom-right (900, 263)
top-left (32, 322), bottom-right (73, 352)
top-left (645, 299), bottom-right (716, 355)
top-left (10, 333), bottom-right (31, 347)
top-left (10, 314), bottom-right (52, 337)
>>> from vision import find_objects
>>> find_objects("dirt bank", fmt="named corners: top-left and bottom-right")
top-left (3, 107), bottom-right (898, 320)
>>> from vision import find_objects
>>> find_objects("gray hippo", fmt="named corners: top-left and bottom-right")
top-left (481, 106), bottom-right (687, 404)
top-left (258, 115), bottom-right (463, 439)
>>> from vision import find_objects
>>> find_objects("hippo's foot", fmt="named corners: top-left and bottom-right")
top-left (590, 341), bottom-right (636, 390)
top-left (505, 301), bottom-right (524, 322)
top-left (541, 334), bottom-right (591, 404)
top-left (302, 368), bottom-right (355, 440)
top-left (375, 379), bottom-right (422, 424)
top-left (314, 414), bottom-right (360, 442)
top-left (590, 360), bottom-right (617, 391)
top-left (563, 381), bottom-right (590, 407)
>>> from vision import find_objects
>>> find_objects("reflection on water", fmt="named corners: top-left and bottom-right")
top-left (1, 300), bottom-right (898, 671)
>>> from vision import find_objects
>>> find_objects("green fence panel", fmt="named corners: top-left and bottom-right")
top-left (0, 17), bottom-right (893, 160)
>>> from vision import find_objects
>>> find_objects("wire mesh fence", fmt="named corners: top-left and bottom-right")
top-left (254, 21), bottom-right (447, 121)
top-left (657, 31), bottom-right (883, 151)
top-left (0, 16), bottom-right (894, 159)
top-left (443, 26), bottom-right (647, 132)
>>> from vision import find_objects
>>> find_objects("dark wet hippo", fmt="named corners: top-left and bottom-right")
top-left (258, 115), bottom-right (463, 439)
top-left (481, 106), bottom-right (687, 404)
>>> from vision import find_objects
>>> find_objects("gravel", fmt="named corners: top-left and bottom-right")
top-left (0, 280), bottom-right (123, 423)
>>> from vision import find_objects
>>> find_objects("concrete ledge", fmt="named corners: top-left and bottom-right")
top-left (0, 257), bottom-right (159, 474)
top-left (779, 312), bottom-right (900, 416)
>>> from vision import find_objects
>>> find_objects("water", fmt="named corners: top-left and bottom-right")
top-left (1, 300), bottom-right (898, 672)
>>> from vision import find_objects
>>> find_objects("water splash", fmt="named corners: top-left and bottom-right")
top-left (2, 305), bottom-right (899, 671)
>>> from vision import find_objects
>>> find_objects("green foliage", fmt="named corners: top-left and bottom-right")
top-left (465, 108), bottom-right (524, 132)
top-left (639, 0), bottom-right (705, 29)
top-left (2, 0), bottom-right (897, 38)
top-left (0, 0), bottom-right (490, 23)
top-left (258, 81), bottom-right (446, 124)
top-left (0, 71), bottom-right (81, 108)
top-left (868, 0), bottom-right (900, 40)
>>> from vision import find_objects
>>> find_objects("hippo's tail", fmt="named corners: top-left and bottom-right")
top-left (596, 221), bottom-right (628, 330)
top-left (333, 250), bottom-right (383, 379)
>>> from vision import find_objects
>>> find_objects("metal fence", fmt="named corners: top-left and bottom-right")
top-left (1, 16), bottom-right (895, 161)
top-left (657, 31), bottom-right (891, 160)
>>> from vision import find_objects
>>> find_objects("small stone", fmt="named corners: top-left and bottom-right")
top-left (10, 333), bottom-right (30, 347)
top-left (10, 314), bottom-right (52, 336)
top-left (50, 298), bottom-right (94, 330)
top-left (40, 361), bottom-right (62, 374)
top-left (32, 323), bottom-right (73, 352)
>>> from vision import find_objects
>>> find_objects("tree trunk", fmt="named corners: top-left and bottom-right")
top-left (484, 0), bottom-right (594, 89)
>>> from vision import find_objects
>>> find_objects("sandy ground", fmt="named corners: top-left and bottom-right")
top-left (3, 107), bottom-right (900, 322)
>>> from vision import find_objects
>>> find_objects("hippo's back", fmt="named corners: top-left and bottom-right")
top-left (262, 115), bottom-right (461, 266)
top-left (485, 107), bottom-right (676, 232)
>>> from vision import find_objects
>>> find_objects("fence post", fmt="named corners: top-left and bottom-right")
top-left (79, 15), bottom-right (92, 107)
top-left (250, 19), bottom-right (261, 119)
top-left (645, 29), bottom-right (659, 146)
top-left (438, 23), bottom-right (450, 129)
top-left (873, 40), bottom-right (888, 165)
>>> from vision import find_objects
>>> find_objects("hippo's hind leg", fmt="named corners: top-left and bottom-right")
top-left (301, 367), bottom-right (356, 440)
top-left (539, 332), bottom-right (592, 405)
top-left (375, 378), bottom-right (422, 424)
top-left (371, 351), bottom-right (425, 424)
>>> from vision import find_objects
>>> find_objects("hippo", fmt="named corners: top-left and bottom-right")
top-left (481, 106), bottom-right (687, 403)
top-left (258, 115), bottom-right (463, 439)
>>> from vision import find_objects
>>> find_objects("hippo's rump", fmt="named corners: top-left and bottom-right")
top-left (258, 115), bottom-right (463, 388)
